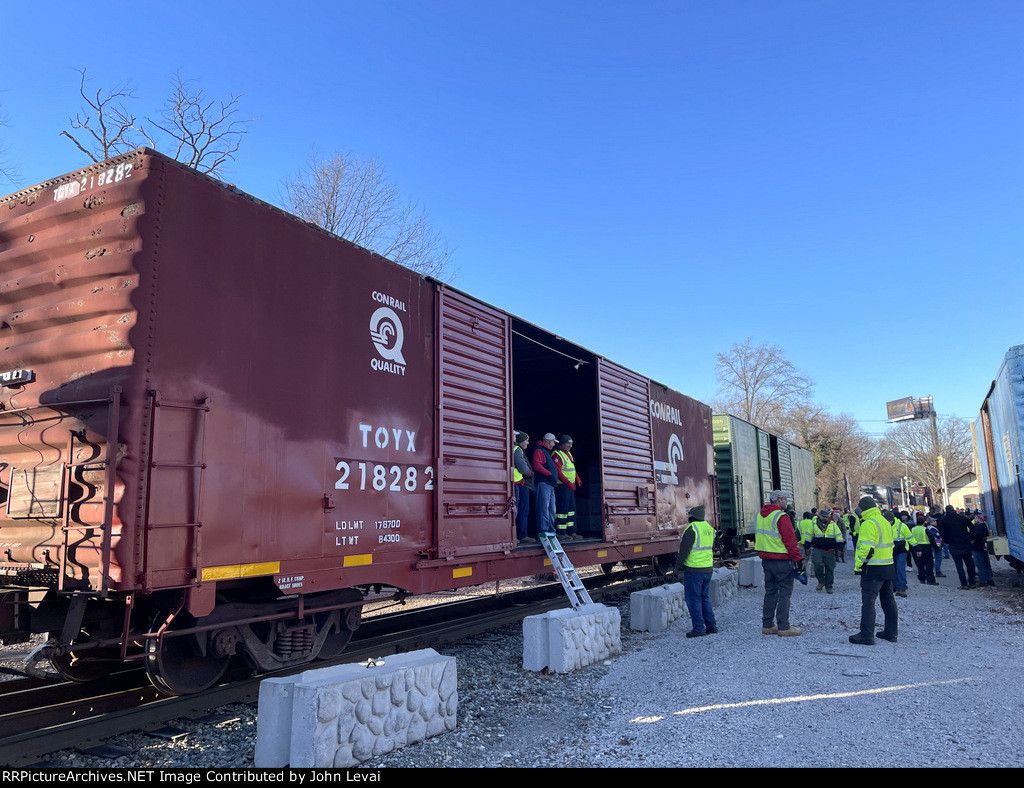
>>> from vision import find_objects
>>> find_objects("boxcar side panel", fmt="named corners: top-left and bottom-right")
top-left (650, 385), bottom-right (714, 532)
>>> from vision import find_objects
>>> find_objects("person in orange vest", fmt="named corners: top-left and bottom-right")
top-left (553, 435), bottom-right (582, 540)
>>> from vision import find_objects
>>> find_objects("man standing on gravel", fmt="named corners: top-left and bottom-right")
top-left (850, 496), bottom-right (898, 646)
top-left (676, 504), bottom-right (717, 638)
top-left (755, 489), bottom-right (804, 637)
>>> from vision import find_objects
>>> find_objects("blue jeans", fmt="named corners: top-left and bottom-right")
top-left (894, 550), bottom-right (908, 591)
top-left (972, 549), bottom-right (993, 584)
top-left (934, 546), bottom-right (950, 574)
top-left (514, 484), bottom-right (530, 539)
top-left (535, 484), bottom-right (556, 535)
top-left (683, 571), bottom-right (716, 634)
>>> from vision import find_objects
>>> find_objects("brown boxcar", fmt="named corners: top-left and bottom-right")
top-left (0, 150), bottom-right (714, 692)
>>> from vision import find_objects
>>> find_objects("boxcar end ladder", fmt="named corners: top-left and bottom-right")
top-left (537, 533), bottom-right (593, 609)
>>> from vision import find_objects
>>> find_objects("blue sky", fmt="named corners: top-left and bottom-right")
top-left (2, 1), bottom-right (1021, 437)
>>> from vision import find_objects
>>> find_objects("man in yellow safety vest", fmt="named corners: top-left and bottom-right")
top-left (676, 504), bottom-right (718, 638)
top-left (553, 435), bottom-right (582, 540)
top-left (849, 496), bottom-right (898, 646)
top-left (755, 489), bottom-right (804, 637)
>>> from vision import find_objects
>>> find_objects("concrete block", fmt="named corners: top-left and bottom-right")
top-left (629, 583), bottom-right (685, 632)
top-left (739, 556), bottom-right (764, 587)
top-left (709, 567), bottom-right (738, 606)
top-left (255, 648), bottom-right (456, 768)
top-left (523, 603), bottom-right (621, 672)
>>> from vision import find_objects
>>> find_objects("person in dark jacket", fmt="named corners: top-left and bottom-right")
top-left (531, 433), bottom-right (559, 537)
top-left (938, 505), bottom-right (977, 589)
top-left (970, 513), bottom-right (994, 586)
top-left (512, 431), bottom-right (534, 543)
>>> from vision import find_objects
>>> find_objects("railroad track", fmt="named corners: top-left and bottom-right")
top-left (0, 566), bottom-right (668, 766)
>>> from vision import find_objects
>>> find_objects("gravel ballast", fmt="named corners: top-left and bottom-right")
top-left (14, 550), bottom-right (1024, 769)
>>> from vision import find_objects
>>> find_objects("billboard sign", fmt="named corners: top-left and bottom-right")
top-left (887, 397), bottom-right (916, 422)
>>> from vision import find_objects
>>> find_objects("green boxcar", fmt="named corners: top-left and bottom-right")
top-left (713, 414), bottom-right (817, 556)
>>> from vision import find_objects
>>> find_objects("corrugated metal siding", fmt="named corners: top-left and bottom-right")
top-left (436, 288), bottom-right (512, 555)
top-left (598, 359), bottom-right (654, 532)
top-left (0, 151), bottom-right (150, 587)
top-left (790, 444), bottom-right (816, 517)
top-left (757, 428), bottom-right (773, 503)
top-left (777, 439), bottom-right (794, 500)
top-left (982, 346), bottom-right (1024, 560)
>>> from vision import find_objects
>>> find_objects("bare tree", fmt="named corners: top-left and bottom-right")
top-left (143, 73), bottom-right (254, 175)
top-left (0, 99), bottom-right (18, 186)
top-left (61, 69), bottom-right (253, 176)
top-left (882, 417), bottom-right (972, 495)
top-left (713, 339), bottom-right (814, 431)
top-left (60, 68), bottom-right (143, 162)
top-left (282, 150), bottom-right (456, 280)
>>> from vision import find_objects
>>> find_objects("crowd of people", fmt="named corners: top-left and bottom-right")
top-left (671, 490), bottom-right (995, 645)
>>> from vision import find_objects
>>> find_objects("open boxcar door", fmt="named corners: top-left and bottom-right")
top-left (435, 287), bottom-right (514, 558)
top-left (598, 358), bottom-right (656, 539)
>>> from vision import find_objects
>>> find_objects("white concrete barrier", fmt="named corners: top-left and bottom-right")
top-left (709, 567), bottom-right (738, 606)
top-left (523, 603), bottom-right (621, 672)
top-left (255, 648), bottom-right (457, 768)
top-left (739, 556), bottom-right (764, 588)
top-left (629, 583), bottom-right (686, 632)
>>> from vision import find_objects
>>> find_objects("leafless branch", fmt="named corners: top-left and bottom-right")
top-left (0, 99), bottom-right (18, 186)
top-left (144, 73), bottom-right (255, 176)
top-left (281, 150), bottom-right (456, 280)
top-left (60, 68), bottom-right (143, 162)
top-left (714, 338), bottom-right (813, 430)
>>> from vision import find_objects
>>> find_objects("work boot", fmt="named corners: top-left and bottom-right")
top-left (816, 583), bottom-right (825, 591)
top-left (761, 625), bottom-right (778, 635)
top-left (936, 572), bottom-right (946, 577)
top-left (685, 630), bottom-right (707, 639)
top-left (826, 588), bottom-right (834, 594)
top-left (895, 590), bottom-right (908, 598)
top-left (876, 631), bottom-right (898, 643)
top-left (776, 627), bottom-right (803, 637)
top-left (849, 633), bottom-right (875, 646)
top-left (705, 624), bottom-right (719, 634)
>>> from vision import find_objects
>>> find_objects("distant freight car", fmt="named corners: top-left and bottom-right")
top-left (711, 414), bottom-right (815, 555)
top-left (0, 150), bottom-right (714, 693)
top-left (974, 345), bottom-right (1024, 570)
top-left (858, 484), bottom-right (901, 510)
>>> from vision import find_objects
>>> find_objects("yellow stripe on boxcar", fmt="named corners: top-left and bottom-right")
top-left (201, 561), bottom-right (281, 581)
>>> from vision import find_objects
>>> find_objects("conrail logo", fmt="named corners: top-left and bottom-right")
top-left (369, 291), bottom-right (407, 377)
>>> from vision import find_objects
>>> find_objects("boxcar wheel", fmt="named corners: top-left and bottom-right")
top-left (50, 646), bottom-right (119, 682)
top-left (145, 615), bottom-right (229, 696)
top-left (316, 603), bottom-right (362, 660)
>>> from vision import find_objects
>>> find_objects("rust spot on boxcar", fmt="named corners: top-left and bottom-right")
top-left (121, 202), bottom-right (140, 218)
top-left (83, 195), bottom-right (104, 209)
top-left (85, 248), bottom-right (107, 259)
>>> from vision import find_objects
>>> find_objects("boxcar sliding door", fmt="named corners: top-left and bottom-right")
top-left (435, 287), bottom-right (514, 557)
top-left (597, 358), bottom-right (656, 539)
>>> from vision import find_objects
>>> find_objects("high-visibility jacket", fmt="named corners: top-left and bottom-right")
top-left (552, 449), bottom-right (577, 485)
top-left (848, 512), bottom-right (860, 536)
top-left (855, 508), bottom-right (895, 572)
top-left (798, 518), bottom-right (815, 545)
top-left (756, 510), bottom-right (787, 554)
top-left (893, 520), bottom-right (917, 549)
top-left (513, 446), bottom-right (525, 483)
top-left (911, 524), bottom-right (933, 548)
top-left (683, 520), bottom-right (716, 569)
top-left (810, 518), bottom-right (844, 550)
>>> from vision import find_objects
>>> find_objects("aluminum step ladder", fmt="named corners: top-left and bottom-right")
top-left (537, 533), bottom-right (593, 609)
